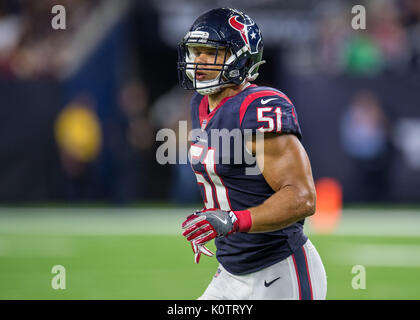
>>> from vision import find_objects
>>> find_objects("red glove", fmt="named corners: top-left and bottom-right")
top-left (190, 241), bottom-right (214, 264)
top-left (182, 209), bottom-right (252, 256)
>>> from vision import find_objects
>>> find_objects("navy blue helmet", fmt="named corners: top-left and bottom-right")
top-left (177, 8), bottom-right (265, 95)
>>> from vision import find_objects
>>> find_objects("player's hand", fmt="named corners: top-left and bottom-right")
top-left (190, 241), bottom-right (214, 264)
top-left (182, 209), bottom-right (252, 246)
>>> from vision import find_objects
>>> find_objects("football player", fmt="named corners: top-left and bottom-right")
top-left (178, 8), bottom-right (327, 300)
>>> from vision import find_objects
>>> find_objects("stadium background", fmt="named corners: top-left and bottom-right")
top-left (0, 0), bottom-right (419, 299)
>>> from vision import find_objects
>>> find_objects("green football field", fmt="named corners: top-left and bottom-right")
top-left (0, 206), bottom-right (419, 300)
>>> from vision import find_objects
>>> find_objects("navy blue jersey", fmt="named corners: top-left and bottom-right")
top-left (189, 84), bottom-right (308, 275)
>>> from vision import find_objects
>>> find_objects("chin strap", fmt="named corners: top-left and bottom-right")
top-left (195, 80), bottom-right (235, 95)
top-left (246, 60), bottom-right (266, 82)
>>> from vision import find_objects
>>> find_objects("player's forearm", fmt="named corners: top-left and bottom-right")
top-left (247, 184), bottom-right (316, 233)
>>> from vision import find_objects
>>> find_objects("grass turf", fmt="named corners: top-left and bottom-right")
top-left (0, 233), bottom-right (419, 299)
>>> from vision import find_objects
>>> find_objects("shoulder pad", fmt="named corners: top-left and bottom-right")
top-left (239, 89), bottom-right (301, 138)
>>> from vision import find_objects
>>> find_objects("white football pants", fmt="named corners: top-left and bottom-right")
top-left (198, 239), bottom-right (327, 300)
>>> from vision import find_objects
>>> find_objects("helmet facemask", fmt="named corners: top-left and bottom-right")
top-left (177, 29), bottom-right (265, 95)
top-left (178, 35), bottom-right (236, 95)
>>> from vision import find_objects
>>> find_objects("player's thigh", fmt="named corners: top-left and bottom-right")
top-left (303, 239), bottom-right (327, 300)
top-left (197, 265), bottom-right (252, 300)
top-left (251, 256), bottom-right (297, 299)
top-left (252, 240), bottom-right (327, 300)
top-left (197, 266), bottom-right (229, 300)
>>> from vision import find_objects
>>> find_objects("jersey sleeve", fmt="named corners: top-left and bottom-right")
top-left (239, 92), bottom-right (302, 139)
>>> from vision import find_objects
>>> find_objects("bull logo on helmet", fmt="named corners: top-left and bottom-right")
top-left (228, 15), bottom-right (261, 54)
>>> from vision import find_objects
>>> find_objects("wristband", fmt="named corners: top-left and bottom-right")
top-left (233, 209), bottom-right (253, 232)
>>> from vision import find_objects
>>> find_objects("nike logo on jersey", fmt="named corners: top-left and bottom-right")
top-left (261, 98), bottom-right (277, 104)
top-left (264, 277), bottom-right (281, 287)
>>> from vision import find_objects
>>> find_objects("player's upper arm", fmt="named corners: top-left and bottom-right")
top-left (252, 133), bottom-right (315, 195)
top-left (241, 92), bottom-right (315, 211)
top-left (247, 133), bottom-right (317, 230)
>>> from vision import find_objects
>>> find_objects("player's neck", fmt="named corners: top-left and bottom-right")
top-left (207, 82), bottom-right (250, 112)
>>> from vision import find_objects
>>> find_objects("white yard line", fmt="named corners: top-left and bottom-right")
top-left (306, 209), bottom-right (420, 237)
top-left (0, 208), bottom-right (419, 264)
top-left (0, 237), bottom-right (75, 257)
top-left (0, 207), bottom-right (418, 237)
top-left (328, 243), bottom-right (420, 267)
top-left (0, 208), bottom-right (188, 235)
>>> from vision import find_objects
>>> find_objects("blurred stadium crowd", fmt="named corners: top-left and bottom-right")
top-left (0, 0), bottom-right (419, 204)
top-left (4, 0), bottom-right (420, 79)
top-left (0, 0), bottom-right (99, 79)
